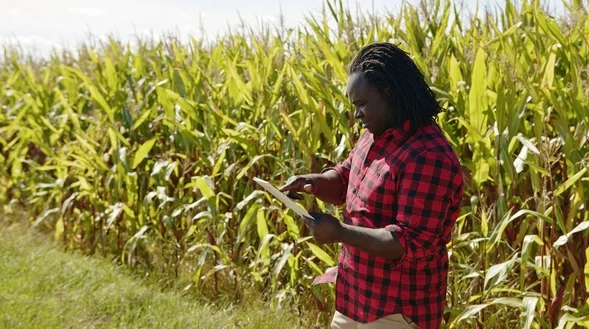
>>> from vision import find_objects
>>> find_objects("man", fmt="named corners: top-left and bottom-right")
top-left (279, 42), bottom-right (464, 329)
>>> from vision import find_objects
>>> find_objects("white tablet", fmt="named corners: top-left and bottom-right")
top-left (253, 177), bottom-right (314, 220)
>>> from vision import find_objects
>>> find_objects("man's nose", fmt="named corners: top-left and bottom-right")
top-left (354, 107), bottom-right (363, 119)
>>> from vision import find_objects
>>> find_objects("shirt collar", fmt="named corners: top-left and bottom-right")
top-left (372, 120), bottom-right (412, 141)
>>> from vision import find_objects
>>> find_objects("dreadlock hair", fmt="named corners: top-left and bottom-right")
top-left (348, 42), bottom-right (443, 129)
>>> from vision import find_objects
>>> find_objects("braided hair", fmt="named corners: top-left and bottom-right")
top-left (348, 42), bottom-right (442, 129)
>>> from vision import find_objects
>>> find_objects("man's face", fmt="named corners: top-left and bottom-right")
top-left (346, 72), bottom-right (394, 136)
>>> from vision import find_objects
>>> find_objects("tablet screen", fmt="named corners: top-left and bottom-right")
top-left (253, 177), bottom-right (314, 220)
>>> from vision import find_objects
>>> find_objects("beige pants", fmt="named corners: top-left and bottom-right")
top-left (331, 310), bottom-right (420, 329)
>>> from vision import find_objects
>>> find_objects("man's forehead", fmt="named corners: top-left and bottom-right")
top-left (346, 74), bottom-right (363, 95)
top-left (347, 74), bottom-right (373, 98)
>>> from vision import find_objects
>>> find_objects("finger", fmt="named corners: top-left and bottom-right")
top-left (308, 212), bottom-right (322, 220)
top-left (286, 192), bottom-right (304, 200)
top-left (303, 183), bottom-right (315, 194)
top-left (278, 176), bottom-right (302, 192)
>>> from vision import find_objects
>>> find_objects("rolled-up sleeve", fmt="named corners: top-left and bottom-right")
top-left (385, 150), bottom-right (463, 261)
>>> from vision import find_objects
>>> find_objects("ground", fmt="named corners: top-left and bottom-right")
top-left (0, 219), bottom-right (307, 329)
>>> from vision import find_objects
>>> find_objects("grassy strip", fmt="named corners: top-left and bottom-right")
top-left (0, 220), bottom-right (307, 329)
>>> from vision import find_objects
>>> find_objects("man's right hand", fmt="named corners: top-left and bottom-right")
top-left (279, 174), bottom-right (321, 200)
top-left (279, 170), bottom-right (345, 205)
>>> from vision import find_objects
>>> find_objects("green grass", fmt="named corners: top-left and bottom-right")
top-left (0, 220), bottom-right (307, 329)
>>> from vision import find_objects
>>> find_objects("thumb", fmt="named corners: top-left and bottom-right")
top-left (303, 183), bottom-right (315, 194)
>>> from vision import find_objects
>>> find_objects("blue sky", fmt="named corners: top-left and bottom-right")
top-left (0, 0), bottom-right (566, 57)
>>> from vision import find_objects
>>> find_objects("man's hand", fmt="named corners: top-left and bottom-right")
top-left (279, 174), bottom-right (321, 200)
top-left (279, 170), bottom-right (346, 205)
top-left (304, 212), bottom-right (345, 245)
top-left (304, 212), bottom-right (405, 260)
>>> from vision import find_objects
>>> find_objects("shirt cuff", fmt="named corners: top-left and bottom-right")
top-left (384, 225), bottom-right (406, 263)
top-left (384, 224), bottom-right (432, 261)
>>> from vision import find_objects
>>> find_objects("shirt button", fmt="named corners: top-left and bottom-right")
top-left (352, 188), bottom-right (357, 194)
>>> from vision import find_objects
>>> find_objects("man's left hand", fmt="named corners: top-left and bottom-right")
top-left (304, 212), bottom-right (345, 245)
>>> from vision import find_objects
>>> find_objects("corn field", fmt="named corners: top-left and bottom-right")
top-left (1, 0), bottom-right (589, 327)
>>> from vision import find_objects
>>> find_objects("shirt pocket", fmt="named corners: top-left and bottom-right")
top-left (357, 163), bottom-right (398, 224)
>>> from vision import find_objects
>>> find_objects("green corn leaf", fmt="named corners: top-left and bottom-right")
top-left (522, 297), bottom-right (539, 329)
top-left (131, 138), bottom-right (156, 169)
top-left (469, 46), bottom-right (488, 136)
top-left (256, 207), bottom-right (269, 240)
top-left (484, 255), bottom-right (517, 290)
top-left (237, 203), bottom-right (260, 243)
top-left (541, 44), bottom-right (559, 89)
top-left (194, 176), bottom-right (216, 200)
top-left (131, 108), bottom-right (153, 131)
top-left (554, 167), bottom-right (587, 197)
top-left (282, 213), bottom-right (300, 239)
top-left (306, 242), bottom-right (335, 267)
top-left (273, 244), bottom-right (294, 279)
top-left (452, 304), bottom-right (489, 325)
top-left (585, 247), bottom-right (589, 291)
top-left (235, 190), bottom-right (264, 212)
top-left (104, 56), bottom-right (118, 91)
top-left (553, 220), bottom-right (589, 248)
top-left (256, 234), bottom-right (275, 267)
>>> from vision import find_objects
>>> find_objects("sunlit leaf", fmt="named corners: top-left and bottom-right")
top-left (522, 297), bottom-right (538, 329)
top-left (306, 242), bottom-right (335, 267)
top-left (484, 256), bottom-right (517, 289)
top-left (256, 207), bottom-right (269, 240)
top-left (131, 138), bottom-right (156, 169)
top-left (194, 176), bottom-right (216, 200)
top-left (554, 220), bottom-right (589, 248)
top-left (554, 167), bottom-right (587, 197)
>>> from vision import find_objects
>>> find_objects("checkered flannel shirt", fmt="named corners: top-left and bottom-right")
top-left (320, 121), bottom-right (464, 329)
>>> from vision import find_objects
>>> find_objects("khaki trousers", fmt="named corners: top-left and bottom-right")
top-left (331, 311), bottom-right (420, 329)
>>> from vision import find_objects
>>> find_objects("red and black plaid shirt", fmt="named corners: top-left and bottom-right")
top-left (324, 121), bottom-right (464, 329)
